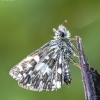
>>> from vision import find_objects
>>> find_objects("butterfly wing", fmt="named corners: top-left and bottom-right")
top-left (9, 40), bottom-right (64, 91)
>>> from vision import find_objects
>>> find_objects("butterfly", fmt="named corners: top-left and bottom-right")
top-left (9, 21), bottom-right (77, 91)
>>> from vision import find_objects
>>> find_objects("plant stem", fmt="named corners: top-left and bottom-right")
top-left (76, 36), bottom-right (100, 100)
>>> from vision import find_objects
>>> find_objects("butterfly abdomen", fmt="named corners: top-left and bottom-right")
top-left (64, 65), bottom-right (72, 85)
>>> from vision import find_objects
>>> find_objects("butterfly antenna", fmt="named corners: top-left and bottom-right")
top-left (63, 20), bottom-right (68, 25)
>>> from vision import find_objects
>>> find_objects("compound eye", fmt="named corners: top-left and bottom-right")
top-left (58, 31), bottom-right (64, 37)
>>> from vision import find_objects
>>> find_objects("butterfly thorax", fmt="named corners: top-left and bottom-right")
top-left (53, 25), bottom-right (70, 40)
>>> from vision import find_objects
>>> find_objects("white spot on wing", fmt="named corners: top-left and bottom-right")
top-left (26, 84), bottom-right (31, 87)
top-left (57, 81), bottom-right (61, 88)
top-left (59, 56), bottom-right (62, 64)
top-left (33, 55), bottom-right (40, 62)
top-left (25, 56), bottom-right (33, 61)
top-left (57, 68), bottom-right (61, 74)
top-left (17, 65), bottom-right (23, 71)
top-left (28, 70), bottom-right (33, 75)
top-left (27, 64), bottom-right (32, 68)
top-left (53, 80), bottom-right (56, 85)
top-left (23, 73), bottom-right (27, 78)
top-left (18, 74), bottom-right (22, 78)
top-left (52, 80), bottom-right (61, 89)
top-left (53, 54), bottom-right (57, 59)
top-left (35, 63), bottom-right (46, 71)
top-left (50, 45), bottom-right (57, 49)
top-left (43, 67), bottom-right (51, 75)
top-left (45, 56), bottom-right (49, 60)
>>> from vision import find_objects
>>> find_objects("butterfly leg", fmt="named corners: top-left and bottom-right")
top-left (69, 57), bottom-right (81, 69)
top-left (70, 38), bottom-right (76, 41)
top-left (73, 53), bottom-right (79, 58)
top-left (74, 63), bottom-right (81, 69)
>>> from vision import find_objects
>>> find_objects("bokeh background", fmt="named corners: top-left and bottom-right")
top-left (0, 0), bottom-right (100, 100)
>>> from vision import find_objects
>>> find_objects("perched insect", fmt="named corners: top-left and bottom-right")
top-left (9, 21), bottom-right (78, 91)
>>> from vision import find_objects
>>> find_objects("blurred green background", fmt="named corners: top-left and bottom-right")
top-left (0, 0), bottom-right (100, 100)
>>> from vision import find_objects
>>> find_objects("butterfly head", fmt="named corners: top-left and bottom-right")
top-left (53, 25), bottom-right (70, 40)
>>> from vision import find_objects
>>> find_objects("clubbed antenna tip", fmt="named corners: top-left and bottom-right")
top-left (63, 20), bottom-right (68, 25)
